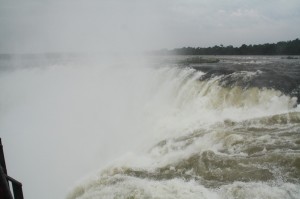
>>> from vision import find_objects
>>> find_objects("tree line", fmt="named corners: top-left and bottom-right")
top-left (157, 38), bottom-right (300, 55)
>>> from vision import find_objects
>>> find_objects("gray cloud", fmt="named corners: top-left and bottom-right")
top-left (0, 0), bottom-right (299, 53)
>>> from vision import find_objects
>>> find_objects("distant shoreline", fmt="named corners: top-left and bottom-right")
top-left (153, 38), bottom-right (300, 55)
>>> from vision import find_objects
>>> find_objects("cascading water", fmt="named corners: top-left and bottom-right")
top-left (66, 56), bottom-right (300, 199)
top-left (1, 55), bottom-right (299, 199)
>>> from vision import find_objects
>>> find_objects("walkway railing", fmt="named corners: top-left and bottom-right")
top-left (0, 138), bottom-right (24, 199)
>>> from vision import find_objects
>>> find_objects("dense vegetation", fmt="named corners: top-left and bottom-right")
top-left (158, 38), bottom-right (300, 55)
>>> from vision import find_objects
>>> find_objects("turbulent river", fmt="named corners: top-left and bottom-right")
top-left (67, 56), bottom-right (300, 199)
top-left (1, 55), bottom-right (300, 199)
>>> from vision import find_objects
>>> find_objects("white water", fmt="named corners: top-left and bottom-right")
top-left (67, 176), bottom-right (300, 199)
top-left (0, 56), bottom-right (298, 199)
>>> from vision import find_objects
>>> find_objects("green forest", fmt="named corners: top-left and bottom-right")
top-left (159, 38), bottom-right (300, 55)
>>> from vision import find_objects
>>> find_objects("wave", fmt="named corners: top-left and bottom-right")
top-left (143, 67), bottom-right (298, 130)
top-left (67, 176), bottom-right (300, 199)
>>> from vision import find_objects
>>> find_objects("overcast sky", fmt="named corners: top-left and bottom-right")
top-left (0, 0), bottom-right (300, 53)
